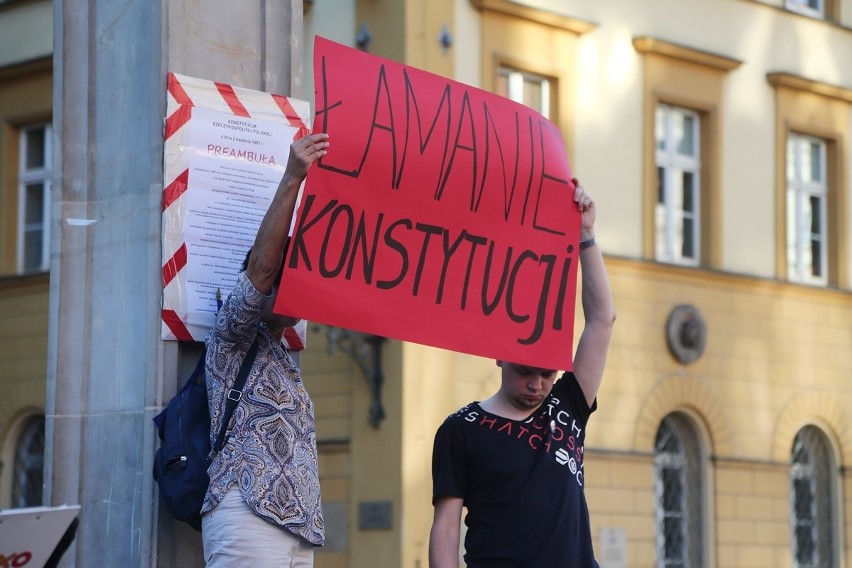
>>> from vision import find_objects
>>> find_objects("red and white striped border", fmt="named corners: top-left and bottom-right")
top-left (161, 72), bottom-right (310, 350)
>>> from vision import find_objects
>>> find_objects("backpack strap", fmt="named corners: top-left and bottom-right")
top-left (191, 347), bottom-right (207, 387)
top-left (211, 337), bottom-right (260, 454)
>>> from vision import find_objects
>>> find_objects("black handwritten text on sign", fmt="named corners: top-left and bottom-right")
top-left (276, 37), bottom-right (580, 370)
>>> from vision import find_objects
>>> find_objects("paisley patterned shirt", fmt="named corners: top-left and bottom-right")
top-left (200, 272), bottom-right (324, 546)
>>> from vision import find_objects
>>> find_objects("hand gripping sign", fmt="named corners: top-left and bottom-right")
top-left (161, 72), bottom-right (310, 349)
top-left (275, 37), bottom-right (581, 370)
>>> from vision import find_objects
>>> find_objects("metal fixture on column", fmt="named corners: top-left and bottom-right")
top-left (319, 326), bottom-right (386, 427)
top-left (439, 24), bottom-right (452, 53)
top-left (356, 23), bottom-right (372, 52)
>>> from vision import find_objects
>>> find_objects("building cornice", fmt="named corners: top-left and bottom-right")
top-left (469, 0), bottom-right (597, 34)
top-left (767, 71), bottom-right (852, 104)
top-left (0, 272), bottom-right (49, 291)
top-left (604, 254), bottom-right (852, 302)
top-left (0, 55), bottom-right (51, 81)
top-left (633, 36), bottom-right (742, 72)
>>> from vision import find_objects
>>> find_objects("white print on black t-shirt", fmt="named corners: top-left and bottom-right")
top-left (462, 396), bottom-right (585, 486)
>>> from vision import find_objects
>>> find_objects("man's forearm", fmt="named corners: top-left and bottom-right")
top-left (429, 532), bottom-right (460, 568)
top-left (579, 243), bottom-right (615, 325)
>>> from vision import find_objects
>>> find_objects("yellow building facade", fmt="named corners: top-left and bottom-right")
top-left (0, 0), bottom-right (52, 511)
top-left (302, 1), bottom-right (852, 567)
top-left (1, 0), bottom-right (850, 566)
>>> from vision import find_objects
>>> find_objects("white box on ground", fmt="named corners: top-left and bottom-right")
top-left (0, 505), bottom-right (80, 567)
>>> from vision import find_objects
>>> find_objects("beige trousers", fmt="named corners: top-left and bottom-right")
top-left (202, 486), bottom-right (314, 568)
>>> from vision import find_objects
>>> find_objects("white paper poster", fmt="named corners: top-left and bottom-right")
top-left (161, 73), bottom-right (310, 349)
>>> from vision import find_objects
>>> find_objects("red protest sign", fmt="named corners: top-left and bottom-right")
top-left (275, 36), bottom-right (580, 370)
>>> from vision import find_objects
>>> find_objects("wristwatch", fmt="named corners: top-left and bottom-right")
top-left (579, 236), bottom-right (597, 250)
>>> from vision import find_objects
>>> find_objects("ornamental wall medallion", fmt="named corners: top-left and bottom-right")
top-left (666, 304), bottom-right (707, 365)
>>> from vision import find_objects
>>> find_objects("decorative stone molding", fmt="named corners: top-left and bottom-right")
top-left (633, 376), bottom-right (732, 456)
top-left (772, 391), bottom-right (852, 465)
top-left (320, 326), bottom-right (387, 428)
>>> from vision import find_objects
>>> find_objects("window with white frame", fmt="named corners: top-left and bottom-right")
top-left (655, 413), bottom-right (704, 568)
top-left (786, 0), bottom-right (825, 18)
top-left (786, 133), bottom-right (827, 285)
top-left (12, 415), bottom-right (45, 508)
top-left (18, 123), bottom-right (52, 274)
top-left (655, 105), bottom-right (701, 265)
top-left (790, 425), bottom-right (835, 568)
top-left (496, 67), bottom-right (551, 119)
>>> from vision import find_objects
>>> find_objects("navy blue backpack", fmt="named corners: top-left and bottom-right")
top-left (152, 339), bottom-right (258, 531)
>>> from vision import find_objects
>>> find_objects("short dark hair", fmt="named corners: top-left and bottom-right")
top-left (241, 248), bottom-right (283, 288)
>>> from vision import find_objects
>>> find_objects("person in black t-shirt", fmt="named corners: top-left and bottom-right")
top-left (429, 180), bottom-right (616, 568)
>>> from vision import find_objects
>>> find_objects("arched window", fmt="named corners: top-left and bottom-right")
top-left (654, 412), bottom-right (704, 567)
top-left (790, 425), bottom-right (835, 568)
top-left (12, 415), bottom-right (45, 508)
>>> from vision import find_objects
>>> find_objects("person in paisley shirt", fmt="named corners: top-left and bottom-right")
top-left (201, 132), bottom-right (330, 567)
top-left (429, 180), bottom-right (617, 568)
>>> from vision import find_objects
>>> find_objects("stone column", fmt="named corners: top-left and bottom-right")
top-left (47, 1), bottom-right (302, 565)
